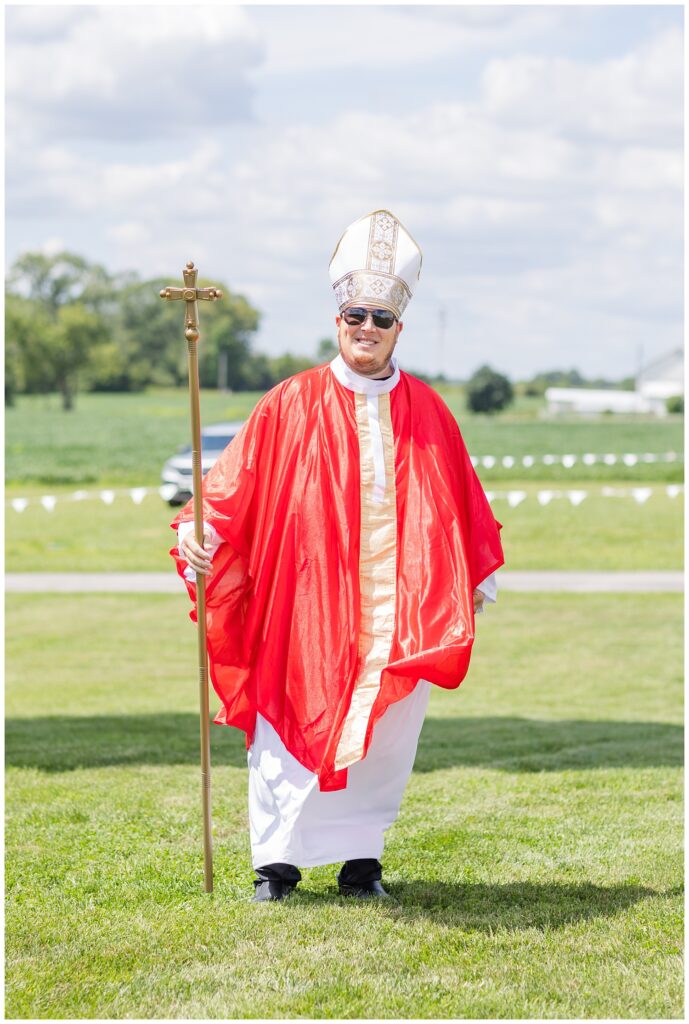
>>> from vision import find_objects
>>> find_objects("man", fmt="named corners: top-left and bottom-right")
top-left (172, 210), bottom-right (503, 902)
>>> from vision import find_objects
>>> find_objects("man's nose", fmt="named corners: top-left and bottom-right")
top-left (360, 312), bottom-right (375, 328)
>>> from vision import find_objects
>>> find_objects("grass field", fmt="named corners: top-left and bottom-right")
top-left (4, 388), bottom-right (684, 573)
top-left (5, 388), bottom-right (684, 486)
top-left (5, 592), bottom-right (682, 1019)
top-left (5, 478), bottom-right (683, 573)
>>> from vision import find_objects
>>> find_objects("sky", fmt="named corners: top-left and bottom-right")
top-left (5, 3), bottom-right (684, 380)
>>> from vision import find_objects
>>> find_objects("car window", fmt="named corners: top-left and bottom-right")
top-left (202, 434), bottom-right (236, 450)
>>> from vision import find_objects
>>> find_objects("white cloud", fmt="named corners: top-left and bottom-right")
top-left (6, 5), bottom-right (262, 143)
top-left (5, 8), bottom-right (683, 378)
top-left (481, 28), bottom-right (682, 145)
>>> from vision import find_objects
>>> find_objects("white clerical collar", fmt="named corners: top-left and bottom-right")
top-left (329, 353), bottom-right (401, 395)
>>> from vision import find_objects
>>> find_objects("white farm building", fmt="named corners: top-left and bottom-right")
top-left (545, 349), bottom-right (683, 417)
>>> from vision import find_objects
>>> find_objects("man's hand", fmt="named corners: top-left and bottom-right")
top-left (180, 530), bottom-right (214, 576)
top-left (473, 588), bottom-right (485, 614)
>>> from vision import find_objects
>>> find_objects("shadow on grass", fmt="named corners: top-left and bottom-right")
top-left (294, 880), bottom-right (680, 932)
top-left (5, 714), bottom-right (683, 773)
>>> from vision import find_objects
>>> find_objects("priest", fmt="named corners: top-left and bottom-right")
top-left (171, 210), bottom-right (503, 902)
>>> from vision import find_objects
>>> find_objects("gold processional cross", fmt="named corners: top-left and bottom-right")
top-left (160, 262), bottom-right (223, 894)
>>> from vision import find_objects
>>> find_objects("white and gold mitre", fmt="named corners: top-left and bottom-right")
top-left (329, 209), bottom-right (422, 319)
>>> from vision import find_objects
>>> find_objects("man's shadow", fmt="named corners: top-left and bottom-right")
top-left (292, 880), bottom-right (680, 932)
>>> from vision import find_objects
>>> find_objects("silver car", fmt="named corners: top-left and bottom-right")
top-left (161, 421), bottom-right (245, 505)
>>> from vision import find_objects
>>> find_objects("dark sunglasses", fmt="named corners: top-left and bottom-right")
top-left (342, 307), bottom-right (397, 330)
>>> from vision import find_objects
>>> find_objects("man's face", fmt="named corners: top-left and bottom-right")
top-left (336, 305), bottom-right (404, 379)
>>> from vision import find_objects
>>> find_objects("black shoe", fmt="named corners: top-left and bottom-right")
top-left (252, 878), bottom-right (295, 902)
top-left (337, 858), bottom-right (389, 898)
top-left (252, 861), bottom-right (301, 902)
top-left (339, 878), bottom-right (390, 899)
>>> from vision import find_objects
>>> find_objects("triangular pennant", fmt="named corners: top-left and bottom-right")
top-left (100, 490), bottom-right (115, 505)
top-left (40, 495), bottom-right (57, 511)
top-left (567, 490), bottom-right (587, 506)
top-left (130, 488), bottom-right (148, 505)
top-left (507, 490), bottom-right (527, 508)
top-left (537, 490), bottom-right (554, 506)
top-left (11, 498), bottom-right (29, 513)
top-left (632, 488), bottom-right (652, 504)
top-left (481, 456), bottom-right (496, 469)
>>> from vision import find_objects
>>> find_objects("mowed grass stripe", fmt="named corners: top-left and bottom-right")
top-left (5, 388), bottom-right (683, 486)
top-left (5, 593), bottom-right (683, 1018)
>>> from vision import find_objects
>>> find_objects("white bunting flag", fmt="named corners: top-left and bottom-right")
top-left (40, 495), bottom-right (57, 511)
top-left (562, 455), bottom-right (577, 468)
top-left (100, 490), bottom-right (115, 505)
top-left (567, 490), bottom-right (588, 506)
top-left (522, 456), bottom-right (535, 468)
top-left (632, 488), bottom-right (652, 504)
top-left (666, 485), bottom-right (682, 499)
top-left (622, 454), bottom-right (638, 466)
top-left (11, 498), bottom-right (29, 513)
top-left (502, 456), bottom-right (515, 469)
top-left (470, 456), bottom-right (479, 468)
top-left (643, 453), bottom-right (658, 463)
top-left (543, 454), bottom-right (557, 465)
top-left (507, 490), bottom-right (527, 508)
top-left (159, 484), bottom-right (178, 501)
top-left (603, 454), bottom-right (617, 465)
top-left (72, 490), bottom-right (89, 501)
top-left (537, 490), bottom-right (554, 506)
top-left (482, 456), bottom-right (496, 469)
top-left (130, 488), bottom-right (148, 505)
top-left (582, 453), bottom-right (597, 465)
top-left (484, 491), bottom-right (495, 504)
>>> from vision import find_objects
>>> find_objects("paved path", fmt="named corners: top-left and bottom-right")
top-left (5, 571), bottom-right (683, 593)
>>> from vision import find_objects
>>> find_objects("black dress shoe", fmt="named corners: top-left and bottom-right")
top-left (252, 879), bottom-right (295, 902)
top-left (252, 861), bottom-right (301, 902)
top-left (338, 878), bottom-right (390, 899)
top-left (337, 858), bottom-right (389, 898)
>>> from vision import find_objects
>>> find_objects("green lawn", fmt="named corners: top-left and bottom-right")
top-left (5, 388), bottom-right (684, 486)
top-left (5, 477), bottom-right (683, 572)
top-left (5, 593), bottom-right (683, 1019)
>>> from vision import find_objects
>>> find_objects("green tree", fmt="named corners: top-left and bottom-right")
top-left (316, 337), bottom-right (338, 362)
top-left (269, 353), bottom-right (315, 383)
top-left (466, 364), bottom-right (514, 414)
top-left (6, 252), bottom-right (113, 408)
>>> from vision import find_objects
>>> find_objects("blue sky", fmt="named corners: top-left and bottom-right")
top-left (5, 4), bottom-right (683, 379)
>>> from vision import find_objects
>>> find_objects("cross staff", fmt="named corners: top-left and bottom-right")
top-left (160, 261), bottom-right (222, 894)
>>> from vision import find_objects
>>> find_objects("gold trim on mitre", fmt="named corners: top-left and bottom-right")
top-left (329, 209), bottom-right (423, 320)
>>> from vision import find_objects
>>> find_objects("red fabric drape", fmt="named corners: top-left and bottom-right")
top-left (171, 366), bottom-right (503, 790)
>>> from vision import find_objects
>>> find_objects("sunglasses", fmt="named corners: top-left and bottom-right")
top-left (342, 307), bottom-right (397, 330)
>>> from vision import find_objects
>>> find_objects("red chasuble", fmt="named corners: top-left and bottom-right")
top-left (171, 364), bottom-right (503, 791)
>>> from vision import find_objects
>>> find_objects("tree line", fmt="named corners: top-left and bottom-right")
top-left (9, 249), bottom-right (635, 416)
top-left (5, 251), bottom-right (325, 410)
